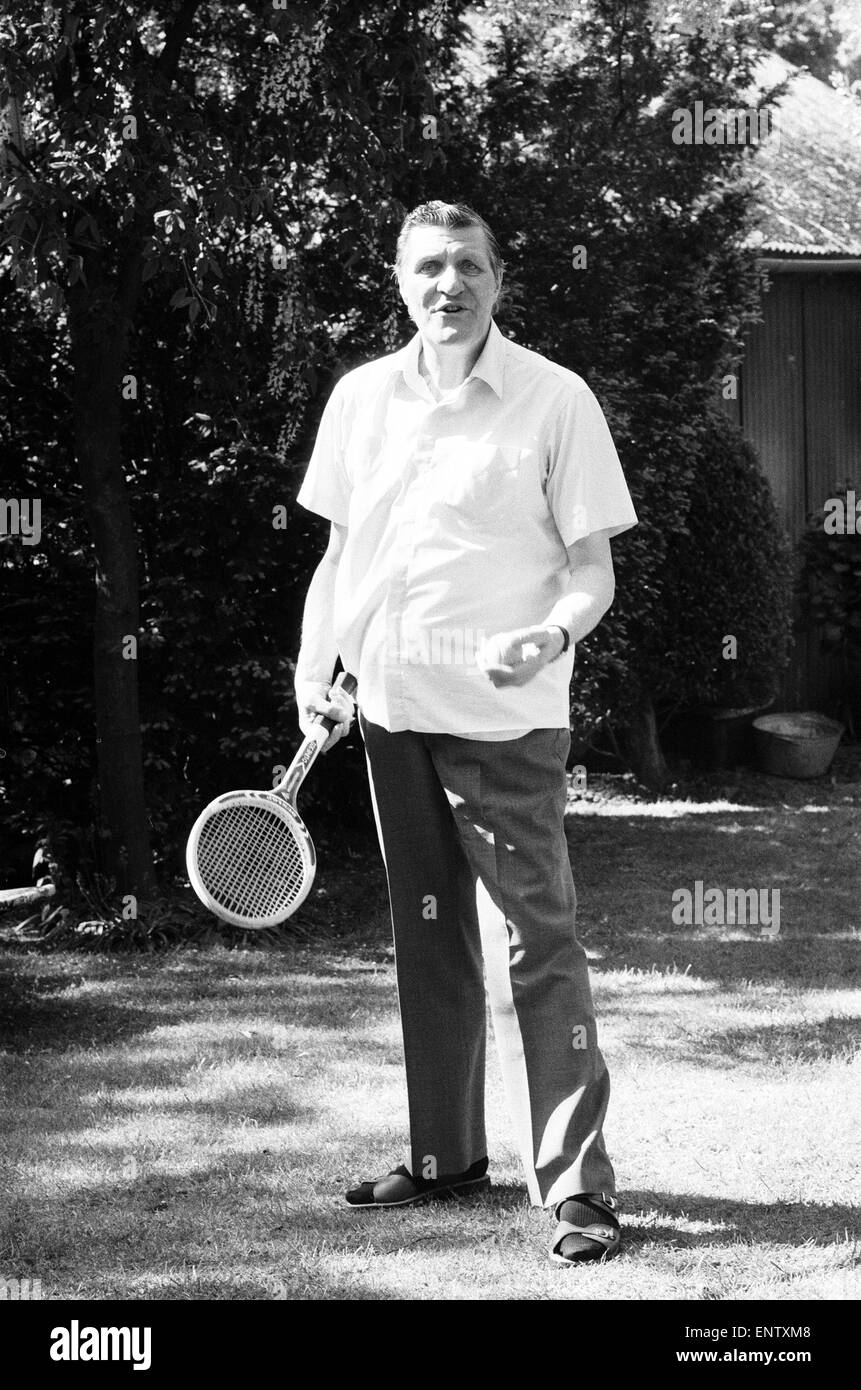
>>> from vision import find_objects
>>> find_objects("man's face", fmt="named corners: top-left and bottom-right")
top-left (397, 223), bottom-right (501, 352)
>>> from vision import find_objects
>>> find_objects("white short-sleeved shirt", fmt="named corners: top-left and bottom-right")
top-left (296, 319), bottom-right (638, 735)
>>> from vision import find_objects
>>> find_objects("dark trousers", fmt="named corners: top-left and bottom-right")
top-left (359, 713), bottom-right (616, 1208)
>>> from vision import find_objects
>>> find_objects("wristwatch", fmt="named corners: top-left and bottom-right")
top-left (549, 624), bottom-right (570, 658)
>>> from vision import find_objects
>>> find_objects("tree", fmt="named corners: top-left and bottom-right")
top-left (0, 0), bottom-right (465, 896)
top-left (757, 0), bottom-right (861, 87)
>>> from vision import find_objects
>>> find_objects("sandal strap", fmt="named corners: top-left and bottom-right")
top-left (549, 1218), bottom-right (621, 1258)
top-left (552, 1191), bottom-right (618, 1223)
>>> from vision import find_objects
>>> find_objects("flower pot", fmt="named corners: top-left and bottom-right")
top-left (752, 711), bottom-right (844, 779)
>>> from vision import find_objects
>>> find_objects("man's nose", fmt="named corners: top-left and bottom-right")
top-left (437, 262), bottom-right (463, 295)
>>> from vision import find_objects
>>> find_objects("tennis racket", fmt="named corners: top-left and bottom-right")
top-left (185, 672), bottom-right (357, 929)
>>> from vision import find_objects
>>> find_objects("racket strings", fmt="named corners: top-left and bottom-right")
top-left (196, 801), bottom-right (308, 921)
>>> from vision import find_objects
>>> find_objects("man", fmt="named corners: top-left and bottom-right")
top-left (294, 201), bottom-right (638, 1265)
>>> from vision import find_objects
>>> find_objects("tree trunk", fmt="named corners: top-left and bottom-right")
top-left (619, 694), bottom-right (669, 791)
top-left (68, 281), bottom-right (155, 896)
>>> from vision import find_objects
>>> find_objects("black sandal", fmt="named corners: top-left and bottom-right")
top-left (345, 1157), bottom-right (490, 1208)
top-left (549, 1192), bottom-right (622, 1265)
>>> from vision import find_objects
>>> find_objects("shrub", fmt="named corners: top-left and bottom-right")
top-left (652, 410), bottom-right (794, 713)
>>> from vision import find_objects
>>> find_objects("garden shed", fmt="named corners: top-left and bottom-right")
top-left (721, 55), bottom-right (861, 713)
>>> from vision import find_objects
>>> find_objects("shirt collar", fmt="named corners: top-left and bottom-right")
top-left (396, 318), bottom-right (506, 400)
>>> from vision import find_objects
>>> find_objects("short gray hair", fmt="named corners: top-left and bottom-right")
top-left (393, 200), bottom-right (504, 283)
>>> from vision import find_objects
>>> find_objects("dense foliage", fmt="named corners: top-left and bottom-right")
top-left (655, 410), bottom-right (794, 714)
top-left (1, 0), bottom-right (803, 914)
top-left (1, 0), bottom-right (464, 890)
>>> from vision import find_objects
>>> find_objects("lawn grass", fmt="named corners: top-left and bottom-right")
top-left (1, 755), bottom-right (859, 1301)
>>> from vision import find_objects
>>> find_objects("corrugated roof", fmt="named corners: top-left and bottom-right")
top-left (744, 54), bottom-right (861, 257)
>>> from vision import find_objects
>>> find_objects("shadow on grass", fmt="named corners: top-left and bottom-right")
top-left (684, 1014), bottom-right (860, 1065)
top-left (591, 935), bottom-right (861, 991)
top-left (0, 963), bottom-right (161, 1052)
top-left (280, 1185), bottom-right (859, 1258)
top-left (566, 802), bottom-right (859, 931)
top-left (622, 1191), bottom-right (860, 1249)
top-left (0, 958), bottom-right (398, 1056)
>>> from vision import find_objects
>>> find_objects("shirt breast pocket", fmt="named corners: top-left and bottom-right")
top-left (431, 441), bottom-right (529, 527)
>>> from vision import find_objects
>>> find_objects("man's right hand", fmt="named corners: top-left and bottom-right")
top-left (295, 677), bottom-right (355, 753)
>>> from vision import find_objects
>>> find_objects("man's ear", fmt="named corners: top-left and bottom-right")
top-left (492, 273), bottom-right (504, 313)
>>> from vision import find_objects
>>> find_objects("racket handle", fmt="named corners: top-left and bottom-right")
top-left (312, 670), bottom-right (358, 734)
top-left (279, 671), bottom-right (358, 802)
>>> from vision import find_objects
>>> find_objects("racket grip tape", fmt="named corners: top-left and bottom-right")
top-left (313, 671), bottom-right (358, 735)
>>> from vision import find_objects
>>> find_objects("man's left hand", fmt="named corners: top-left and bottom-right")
top-left (477, 626), bottom-right (566, 687)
